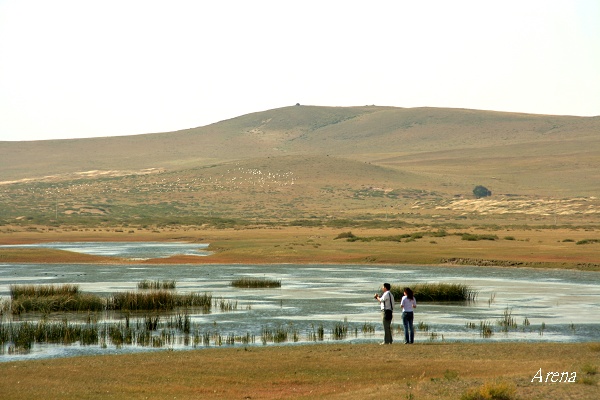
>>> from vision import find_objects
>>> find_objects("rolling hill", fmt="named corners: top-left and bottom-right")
top-left (1, 106), bottom-right (599, 226)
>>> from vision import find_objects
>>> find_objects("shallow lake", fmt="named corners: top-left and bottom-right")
top-left (1, 242), bottom-right (599, 361)
top-left (0, 241), bottom-right (211, 260)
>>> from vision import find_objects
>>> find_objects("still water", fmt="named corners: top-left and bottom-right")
top-left (0, 242), bottom-right (599, 361)
top-left (0, 241), bottom-right (211, 260)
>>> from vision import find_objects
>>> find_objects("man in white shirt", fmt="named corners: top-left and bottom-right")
top-left (374, 282), bottom-right (394, 344)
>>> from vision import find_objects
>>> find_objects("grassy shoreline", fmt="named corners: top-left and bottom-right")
top-left (1, 342), bottom-right (598, 399)
top-left (0, 226), bottom-right (599, 271)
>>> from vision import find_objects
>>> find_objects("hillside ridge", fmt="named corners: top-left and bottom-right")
top-left (1, 106), bottom-right (598, 182)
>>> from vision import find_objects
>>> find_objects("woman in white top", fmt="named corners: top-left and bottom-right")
top-left (401, 287), bottom-right (416, 344)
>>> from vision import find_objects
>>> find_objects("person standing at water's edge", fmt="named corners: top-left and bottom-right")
top-left (374, 283), bottom-right (394, 344)
top-left (401, 287), bottom-right (416, 344)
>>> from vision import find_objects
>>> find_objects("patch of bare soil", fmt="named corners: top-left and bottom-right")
top-left (436, 197), bottom-right (599, 216)
top-left (0, 168), bottom-right (164, 185)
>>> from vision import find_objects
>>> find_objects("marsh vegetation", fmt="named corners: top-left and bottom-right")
top-left (137, 280), bottom-right (176, 290)
top-left (1, 262), bottom-right (597, 360)
top-left (390, 283), bottom-right (478, 302)
top-left (0, 283), bottom-right (380, 354)
top-left (230, 278), bottom-right (281, 288)
top-left (10, 284), bottom-right (104, 314)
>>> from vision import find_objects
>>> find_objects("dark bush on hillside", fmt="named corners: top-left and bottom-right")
top-left (576, 239), bottom-right (600, 245)
top-left (473, 185), bottom-right (492, 198)
top-left (334, 232), bottom-right (356, 240)
top-left (461, 233), bottom-right (498, 241)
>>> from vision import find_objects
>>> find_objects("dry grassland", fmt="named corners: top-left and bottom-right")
top-left (1, 342), bottom-right (598, 399)
top-left (1, 226), bottom-right (598, 270)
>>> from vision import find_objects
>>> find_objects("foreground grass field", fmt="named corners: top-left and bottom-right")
top-left (1, 342), bottom-right (598, 399)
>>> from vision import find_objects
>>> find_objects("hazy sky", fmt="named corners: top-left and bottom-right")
top-left (1, 0), bottom-right (599, 141)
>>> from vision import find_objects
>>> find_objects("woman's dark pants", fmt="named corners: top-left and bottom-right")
top-left (402, 311), bottom-right (414, 344)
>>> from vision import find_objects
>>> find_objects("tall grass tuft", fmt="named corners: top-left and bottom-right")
top-left (231, 278), bottom-right (281, 288)
top-left (10, 284), bottom-right (79, 298)
top-left (361, 322), bottom-right (375, 334)
top-left (108, 291), bottom-right (212, 311)
top-left (137, 280), bottom-right (176, 290)
top-left (391, 283), bottom-right (477, 302)
top-left (498, 307), bottom-right (517, 332)
top-left (9, 284), bottom-right (104, 314)
top-left (261, 326), bottom-right (289, 344)
top-left (417, 321), bottom-right (430, 331)
top-left (332, 320), bottom-right (349, 340)
top-left (215, 297), bottom-right (238, 312)
top-left (480, 321), bottom-right (493, 338)
top-left (307, 323), bottom-right (325, 341)
top-left (0, 320), bottom-right (99, 350)
top-left (11, 293), bottom-right (105, 314)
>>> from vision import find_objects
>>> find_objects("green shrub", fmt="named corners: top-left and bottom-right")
top-left (473, 185), bottom-right (492, 199)
top-left (461, 233), bottom-right (498, 241)
top-left (334, 231), bottom-right (356, 240)
top-left (576, 239), bottom-right (600, 245)
top-left (339, 231), bottom-right (446, 243)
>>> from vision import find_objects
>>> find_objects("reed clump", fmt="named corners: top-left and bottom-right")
top-left (231, 278), bottom-right (281, 288)
top-left (307, 323), bottom-right (325, 341)
top-left (480, 321), bottom-right (494, 338)
top-left (137, 280), bottom-right (176, 290)
top-left (108, 291), bottom-right (212, 311)
top-left (10, 284), bottom-right (79, 298)
top-left (390, 283), bottom-right (478, 302)
top-left (498, 307), bottom-right (517, 332)
top-left (215, 297), bottom-right (238, 312)
top-left (361, 322), bottom-right (375, 334)
top-left (261, 326), bottom-right (291, 344)
top-left (332, 321), bottom-right (349, 340)
top-left (2, 315), bottom-right (397, 354)
top-left (0, 320), bottom-right (99, 350)
top-left (11, 293), bottom-right (105, 314)
top-left (10, 284), bottom-right (104, 314)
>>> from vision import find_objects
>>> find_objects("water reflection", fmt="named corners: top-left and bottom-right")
top-left (0, 260), bottom-right (599, 361)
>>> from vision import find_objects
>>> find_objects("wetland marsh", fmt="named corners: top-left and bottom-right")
top-left (1, 243), bottom-right (599, 361)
